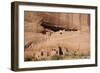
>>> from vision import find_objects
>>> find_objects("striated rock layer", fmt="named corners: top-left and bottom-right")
top-left (24, 11), bottom-right (90, 61)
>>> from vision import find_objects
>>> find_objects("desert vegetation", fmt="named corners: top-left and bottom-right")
top-left (24, 11), bottom-right (90, 61)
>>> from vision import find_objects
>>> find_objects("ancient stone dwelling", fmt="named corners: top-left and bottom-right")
top-left (24, 31), bottom-right (68, 61)
top-left (24, 11), bottom-right (90, 61)
top-left (32, 46), bottom-right (67, 61)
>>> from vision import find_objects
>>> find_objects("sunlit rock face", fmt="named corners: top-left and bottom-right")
top-left (24, 11), bottom-right (90, 61)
